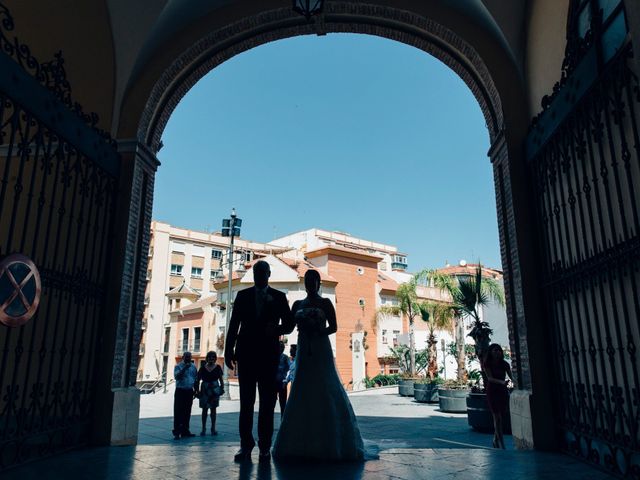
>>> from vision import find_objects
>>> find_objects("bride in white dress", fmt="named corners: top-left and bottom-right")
top-left (272, 269), bottom-right (365, 461)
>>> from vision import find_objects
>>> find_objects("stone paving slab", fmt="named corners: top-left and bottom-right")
top-left (3, 387), bottom-right (613, 479)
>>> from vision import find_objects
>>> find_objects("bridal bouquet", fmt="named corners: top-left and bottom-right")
top-left (295, 307), bottom-right (327, 335)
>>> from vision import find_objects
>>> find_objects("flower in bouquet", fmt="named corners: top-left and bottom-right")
top-left (295, 307), bottom-right (326, 335)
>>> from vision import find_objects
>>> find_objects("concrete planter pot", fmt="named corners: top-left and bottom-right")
top-left (466, 392), bottom-right (512, 433)
top-left (398, 379), bottom-right (415, 396)
top-left (438, 387), bottom-right (471, 413)
top-left (413, 383), bottom-right (440, 403)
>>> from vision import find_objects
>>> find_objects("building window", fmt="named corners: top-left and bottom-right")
top-left (193, 327), bottom-right (201, 353)
top-left (163, 327), bottom-right (170, 353)
top-left (382, 329), bottom-right (388, 344)
top-left (212, 249), bottom-right (222, 259)
top-left (170, 264), bottom-right (183, 275)
top-left (181, 328), bottom-right (189, 353)
top-left (242, 251), bottom-right (252, 262)
top-left (175, 298), bottom-right (181, 309)
top-left (191, 267), bottom-right (203, 278)
top-left (210, 270), bottom-right (221, 280)
top-left (392, 330), bottom-right (400, 347)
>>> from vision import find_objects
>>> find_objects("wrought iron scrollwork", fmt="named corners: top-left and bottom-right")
top-left (0, 1), bottom-right (119, 470)
top-left (0, 2), bottom-right (111, 141)
top-left (528, 39), bottom-right (640, 478)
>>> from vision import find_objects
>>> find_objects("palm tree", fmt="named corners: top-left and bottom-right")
top-left (418, 301), bottom-right (455, 380)
top-left (417, 264), bottom-right (504, 380)
top-left (376, 277), bottom-right (423, 377)
top-left (449, 264), bottom-right (504, 359)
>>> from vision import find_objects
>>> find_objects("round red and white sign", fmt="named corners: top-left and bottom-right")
top-left (0, 254), bottom-right (41, 327)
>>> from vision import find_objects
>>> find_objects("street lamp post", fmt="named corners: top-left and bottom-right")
top-left (220, 208), bottom-right (241, 400)
top-left (441, 338), bottom-right (447, 380)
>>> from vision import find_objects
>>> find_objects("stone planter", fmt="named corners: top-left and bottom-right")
top-left (414, 383), bottom-right (440, 403)
top-left (398, 379), bottom-right (414, 397)
top-left (466, 392), bottom-right (512, 433)
top-left (438, 387), bottom-right (471, 413)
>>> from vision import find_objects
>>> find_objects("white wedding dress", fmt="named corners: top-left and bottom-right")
top-left (272, 301), bottom-right (365, 461)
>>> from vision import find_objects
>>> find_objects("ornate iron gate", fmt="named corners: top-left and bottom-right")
top-left (527, 33), bottom-right (640, 480)
top-left (0, 4), bottom-right (120, 470)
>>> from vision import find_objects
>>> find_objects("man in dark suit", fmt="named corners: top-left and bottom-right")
top-left (225, 260), bottom-right (294, 462)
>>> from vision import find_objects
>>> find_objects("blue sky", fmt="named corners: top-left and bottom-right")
top-left (155, 33), bottom-right (499, 271)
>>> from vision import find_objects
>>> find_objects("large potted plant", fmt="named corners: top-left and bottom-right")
top-left (414, 376), bottom-right (444, 403)
top-left (444, 264), bottom-right (507, 431)
top-left (378, 274), bottom-right (433, 397)
top-left (418, 301), bottom-right (455, 380)
top-left (389, 345), bottom-right (429, 396)
top-left (437, 379), bottom-right (471, 412)
top-left (466, 366), bottom-right (512, 433)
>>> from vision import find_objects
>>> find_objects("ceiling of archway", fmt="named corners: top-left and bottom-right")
top-left (2, 1), bottom-right (529, 142)
top-left (121, 1), bottom-right (526, 150)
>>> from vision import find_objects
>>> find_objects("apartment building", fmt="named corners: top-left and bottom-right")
top-left (139, 221), bottom-right (506, 390)
top-left (137, 221), bottom-right (287, 383)
top-left (271, 229), bottom-right (412, 280)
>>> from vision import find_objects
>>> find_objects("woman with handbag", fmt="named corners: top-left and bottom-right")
top-left (196, 351), bottom-right (224, 435)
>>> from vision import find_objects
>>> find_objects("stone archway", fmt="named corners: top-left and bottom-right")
top-left (117, 1), bottom-right (549, 453)
top-left (3, 1), bottom-right (640, 474)
top-left (136, 3), bottom-right (505, 152)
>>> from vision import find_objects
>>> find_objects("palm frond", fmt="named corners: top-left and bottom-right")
top-left (414, 268), bottom-right (456, 293)
top-left (377, 305), bottom-right (402, 317)
top-left (417, 303), bottom-right (430, 322)
top-left (481, 275), bottom-right (505, 307)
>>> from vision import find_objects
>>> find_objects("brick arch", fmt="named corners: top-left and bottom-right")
top-left (137, 3), bottom-right (505, 152)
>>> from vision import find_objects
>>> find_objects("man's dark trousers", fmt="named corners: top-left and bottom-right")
top-left (173, 387), bottom-right (194, 435)
top-left (238, 358), bottom-right (278, 451)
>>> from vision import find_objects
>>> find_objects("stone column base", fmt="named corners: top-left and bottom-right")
top-left (510, 389), bottom-right (534, 450)
top-left (110, 387), bottom-right (140, 446)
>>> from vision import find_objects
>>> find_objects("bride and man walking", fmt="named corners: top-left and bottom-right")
top-left (224, 260), bottom-right (365, 462)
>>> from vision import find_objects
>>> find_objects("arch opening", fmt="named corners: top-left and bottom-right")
top-left (130, 4), bottom-right (512, 153)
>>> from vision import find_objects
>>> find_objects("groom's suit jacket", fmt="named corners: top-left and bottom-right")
top-left (225, 286), bottom-right (295, 363)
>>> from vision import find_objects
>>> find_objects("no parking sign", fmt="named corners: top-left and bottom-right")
top-left (0, 254), bottom-right (41, 327)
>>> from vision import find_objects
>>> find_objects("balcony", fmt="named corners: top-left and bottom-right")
top-left (190, 339), bottom-right (201, 353)
top-left (177, 343), bottom-right (188, 354)
top-left (391, 261), bottom-right (407, 271)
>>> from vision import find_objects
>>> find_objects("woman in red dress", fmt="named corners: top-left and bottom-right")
top-left (482, 343), bottom-right (513, 449)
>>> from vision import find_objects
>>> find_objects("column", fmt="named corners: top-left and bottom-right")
top-left (91, 140), bottom-right (159, 446)
top-left (490, 132), bottom-right (556, 451)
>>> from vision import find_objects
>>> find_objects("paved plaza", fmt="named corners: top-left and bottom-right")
top-left (5, 387), bottom-right (610, 479)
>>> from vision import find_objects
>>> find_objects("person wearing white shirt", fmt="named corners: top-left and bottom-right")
top-left (173, 351), bottom-right (198, 439)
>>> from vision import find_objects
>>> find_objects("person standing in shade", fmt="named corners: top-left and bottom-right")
top-left (482, 343), bottom-right (514, 449)
top-left (285, 344), bottom-right (297, 391)
top-left (225, 260), bottom-right (295, 462)
top-left (275, 341), bottom-right (291, 417)
top-left (173, 351), bottom-right (198, 439)
top-left (196, 351), bottom-right (224, 436)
